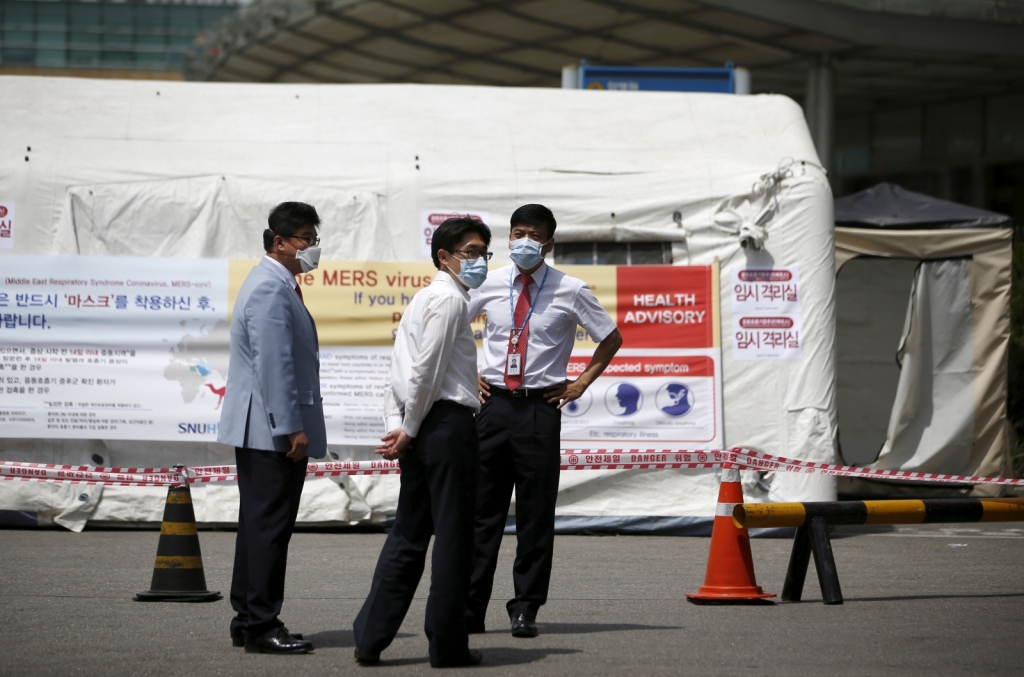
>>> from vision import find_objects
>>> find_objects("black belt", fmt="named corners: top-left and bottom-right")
top-left (490, 386), bottom-right (548, 399)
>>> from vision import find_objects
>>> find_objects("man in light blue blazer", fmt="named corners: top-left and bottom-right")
top-left (218, 201), bottom-right (326, 655)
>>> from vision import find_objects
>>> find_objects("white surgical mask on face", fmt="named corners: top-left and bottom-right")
top-left (295, 246), bottom-right (321, 272)
top-left (509, 237), bottom-right (549, 269)
top-left (446, 256), bottom-right (488, 289)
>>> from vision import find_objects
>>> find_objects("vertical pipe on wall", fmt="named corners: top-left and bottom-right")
top-left (734, 67), bottom-right (751, 95)
top-left (816, 55), bottom-right (834, 173)
top-left (562, 65), bottom-right (580, 89)
top-left (805, 61), bottom-right (819, 142)
top-left (805, 55), bottom-right (834, 174)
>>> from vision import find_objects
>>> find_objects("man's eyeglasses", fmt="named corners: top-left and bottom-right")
top-left (288, 235), bottom-right (321, 247)
top-left (452, 249), bottom-right (493, 261)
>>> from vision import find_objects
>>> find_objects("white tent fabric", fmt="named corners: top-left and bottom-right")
top-left (55, 176), bottom-right (389, 261)
top-left (0, 76), bottom-right (837, 530)
top-left (875, 260), bottom-right (976, 474)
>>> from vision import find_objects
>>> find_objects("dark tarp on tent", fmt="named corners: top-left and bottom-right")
top-left (834, 182), bottom-right (1013, 230)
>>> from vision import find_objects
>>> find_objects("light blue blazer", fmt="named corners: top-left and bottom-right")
top-left (217, 259), bottom-right (327, 458)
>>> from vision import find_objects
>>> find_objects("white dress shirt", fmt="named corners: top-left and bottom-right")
top-left (384, 271), bottom-right (481, 437)
top-left (468, 262), bottom-right (617, 389)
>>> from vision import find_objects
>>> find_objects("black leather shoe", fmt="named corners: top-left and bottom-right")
top-left (465, 619), bottom-right (486, 635)
top-left (433, 649), bottom-right (483, 668)
top-left (510, 614), bottom-right (538, 638)
top-left (233, 630), bottom-right (303, 647)
top-left (354, 648), bottom-right (381, 665)
top-left (244, 627), bottom-right (314, 654)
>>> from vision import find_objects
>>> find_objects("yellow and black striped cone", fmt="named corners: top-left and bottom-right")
top-left (134, 480), bottom-right (222, 603)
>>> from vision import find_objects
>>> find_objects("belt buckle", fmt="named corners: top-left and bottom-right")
top-left (510, 389), bottom-right (526, 398)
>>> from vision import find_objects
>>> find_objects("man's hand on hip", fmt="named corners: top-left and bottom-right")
top-left (286, 430), bottom-right (309, 461)
top-left (376, 429), bottom-right (412, 460)
top-left (546, 379), bottom-right (587, 409)
top-left (478, 374), bottom-right (491, 403)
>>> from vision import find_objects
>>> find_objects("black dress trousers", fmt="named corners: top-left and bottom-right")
top-left (353, 400), bottom-right (479, 667)
top-left (229, 447), bottom-right (308, 640)
top-left (466, 391), bottom-right (561, 624)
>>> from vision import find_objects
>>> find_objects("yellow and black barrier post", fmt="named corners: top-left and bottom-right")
top-left (733, 498), bottom-right (1024, 606)
top-left (134, 467), bottom-right (222, 603)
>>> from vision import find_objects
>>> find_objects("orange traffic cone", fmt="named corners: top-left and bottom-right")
top-left (686, 466), bottom-right (775, 604)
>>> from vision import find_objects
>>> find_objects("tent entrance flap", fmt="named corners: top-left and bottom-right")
top-left (873, 259), bottom-right (975, 475)
top-left (835, 257), bottom-right (919, 466)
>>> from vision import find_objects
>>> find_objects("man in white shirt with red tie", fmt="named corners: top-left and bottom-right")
top-left (466, 204), bottom-right (623, 638)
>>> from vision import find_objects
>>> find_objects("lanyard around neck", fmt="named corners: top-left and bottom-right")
top-left (509, 264), bottom-right (549, 340)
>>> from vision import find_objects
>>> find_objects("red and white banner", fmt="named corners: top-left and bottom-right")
top-left (3, 448), bottom-right (1021, 487)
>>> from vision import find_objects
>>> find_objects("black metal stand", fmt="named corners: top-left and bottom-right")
top-left (781, 517), bottom-right (843, 604)
top-left (782, 523), bottom-right (811, 601)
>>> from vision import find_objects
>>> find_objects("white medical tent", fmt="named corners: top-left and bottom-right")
top-left (832, 183), bottom-right (1014, 498)
top-left (0, 76), bottom-right (836, 531)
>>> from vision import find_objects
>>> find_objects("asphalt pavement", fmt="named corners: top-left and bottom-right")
top-left (1, 523), bottom-right (1022, 676)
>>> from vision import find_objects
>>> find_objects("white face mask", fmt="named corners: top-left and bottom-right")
top-left (295, 246), bottom-right (321, 272)
top-left (509, 237), bottom-right (550, 269)
top-left (445, 256), bottom-right (488, 289)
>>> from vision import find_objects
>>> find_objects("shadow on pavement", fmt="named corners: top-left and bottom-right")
top-left (327, 648), bottom-right (581, 667)
top-left (379, 656), bottom-right (431, 667)
top-left (478, 647), bottom-right (582, 666)
top-left (538, 622), bottom-right (681, 634)
top-left (842, 592), bottom-right (1024, 603)
top-left (303, 629), bottom-right (417, 648)
top-left (304, 629), bottom-right (355, 648)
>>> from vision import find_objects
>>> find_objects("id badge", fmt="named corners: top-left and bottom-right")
top-left (506, 353), bottom-right (521, 376)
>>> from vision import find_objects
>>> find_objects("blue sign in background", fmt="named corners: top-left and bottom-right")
top-left (580, 66), bottom-right (735, 93)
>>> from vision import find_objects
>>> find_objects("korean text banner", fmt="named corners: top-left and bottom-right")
top-left (2, 257), bottom-right (721, 447)
top-left (1, 256), bottom-right (228, 441)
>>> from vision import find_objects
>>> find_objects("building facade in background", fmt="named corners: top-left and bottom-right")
top-left (834, 89), bottom-right (1024, 223)
top-left (2, 0), bottom-right (1022, 220)
top-left (0, 0), bottom-right (238, 79)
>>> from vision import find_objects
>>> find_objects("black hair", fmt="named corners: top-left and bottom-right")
top-left (509, 204), bottom-right (557, 240)
top-left (431, 217), bottom-right (492, 269)
top-left (264, 202), bottom-right (321, 252)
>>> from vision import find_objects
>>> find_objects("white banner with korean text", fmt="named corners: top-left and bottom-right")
top-left (730, 267), bottom-right (801, 360)
top-left (1, 256), bottom-right (229, 441)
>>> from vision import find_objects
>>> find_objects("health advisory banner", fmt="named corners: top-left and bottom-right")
top-left (1, 256), bottom-right (229, 441)
top-left (2, 257), bottom-right (721, 448)
top-left (284, 261), bottom-right (723, 447)
top-left (559, 265), bottom-right (723, 447)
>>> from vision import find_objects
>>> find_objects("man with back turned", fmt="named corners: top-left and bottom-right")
top-left (353, 217), bottom-right (491, 668)
top-left (466, 204), bottom-right (622, 638)
top-left (218, 201), bottom-right (326, 654)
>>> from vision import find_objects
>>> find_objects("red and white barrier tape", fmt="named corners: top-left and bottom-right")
top-left (1, 448), bottom-right (1021, 487)
top-left (0, 462), bottom-right (186, 487)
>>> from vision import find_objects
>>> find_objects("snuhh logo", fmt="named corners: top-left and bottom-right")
top-left (178, 422), bottom-right (219, 435)
top-left (0, 203), bottom-right (13, 249)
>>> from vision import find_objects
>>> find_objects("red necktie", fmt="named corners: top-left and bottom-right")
top-left (295, 285), bottom-right (305, 306)
top-left (504, 274), bottom-right (533, 391)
